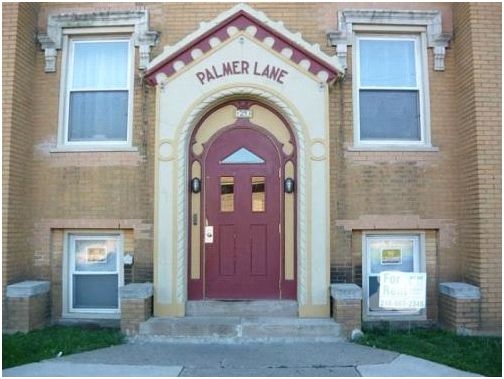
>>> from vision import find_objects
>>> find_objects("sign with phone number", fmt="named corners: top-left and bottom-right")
top-left (379, 271), bottom-right (426, 310)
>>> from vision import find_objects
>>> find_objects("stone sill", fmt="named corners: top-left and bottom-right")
top-left (51, 146), bottom-right (139, 153)
top-left (347, 145), bottom-right (440, 153)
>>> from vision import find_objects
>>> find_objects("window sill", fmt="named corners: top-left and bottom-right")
top-left (51, 146), bottom-right (138, 153)
top-left (348, 145), bottom-right (439, 152)
top-left (363, 312), bottom-right (427, 322)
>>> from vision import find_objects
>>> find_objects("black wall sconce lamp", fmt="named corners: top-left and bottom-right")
top-left (284, 177), bottom-right (295, 193)
top-left (191, 177), bottom-right (201, 193)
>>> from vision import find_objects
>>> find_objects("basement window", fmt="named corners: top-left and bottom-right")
top-left (362, 232), bottom-right (426, 321)
top-left (64, 232), bottom-right (124, 318)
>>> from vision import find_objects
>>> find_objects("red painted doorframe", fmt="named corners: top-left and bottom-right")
top-left (188, 100), bottom-right (297, 300)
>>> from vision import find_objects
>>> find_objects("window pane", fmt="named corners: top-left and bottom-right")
top-left (221, 147), bottom-right (265, 164)
top-left (220, 177), bottom-right (234, 212)
top-left (73, 274), bottom-right (118, 309)
top-left (360, 90), bottom-right (420, 141)
top-left (252, 177), bottom-right (265, 212)
top-left (360, 39), bottom-right (416, 87)
top-left (368, 238), bottom-right (415, 274)
top-left (74, 239), bottom-right (118, 272)
top-left (69, 91), bottom-right (128, 141)
top-left (72, 41), bottom-right (129, 89)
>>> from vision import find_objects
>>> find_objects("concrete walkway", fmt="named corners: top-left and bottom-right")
top-left (3, 341), bottom-right (481, 377)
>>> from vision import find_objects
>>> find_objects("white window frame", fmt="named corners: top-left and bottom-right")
top-left (63, 231), bottom-right (124, 319)
top-left (353, 31), bottom-right (431, 148)
top-left (58, 30), bottom-right (135, 150)
top-left (362, 232), bottom-right (426, 321)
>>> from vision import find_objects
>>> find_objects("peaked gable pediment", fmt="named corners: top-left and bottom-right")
top-left (145, 3), bottom-right (342, 85)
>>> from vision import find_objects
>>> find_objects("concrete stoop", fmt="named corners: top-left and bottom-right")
top-left (186, 300), bottom-right (298, 317)
top-left (136, 316), bottom-right (343, 343)
top-left (134, 301), bottom-right (343, 343)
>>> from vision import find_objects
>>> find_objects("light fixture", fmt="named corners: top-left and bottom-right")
top-left (284, 177), bottom-right (295, 193)
top-left (191, 177), bottom-right (201, 193)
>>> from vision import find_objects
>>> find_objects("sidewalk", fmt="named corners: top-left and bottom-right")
top-left (3, 340), bottom-right (481, 377)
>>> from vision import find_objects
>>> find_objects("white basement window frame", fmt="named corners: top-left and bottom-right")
top-left (58, 31), bottom-right (134, 150)
top-left (63, 232), bottom-right (124, 319)
top-left (362, 232), bottom-right (426, 321)
top-left (353, 30), bottom-right (431, 148)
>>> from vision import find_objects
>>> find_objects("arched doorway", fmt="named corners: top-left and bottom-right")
top-left (188, 100), bottom-right (297, 300)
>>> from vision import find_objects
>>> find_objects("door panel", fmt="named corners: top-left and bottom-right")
top-left (218, 224), bottom-right (236, 276)
top-left (250, 224), bottom-right (268, 276)
top-left (204, 127), bottom-right (281, 299)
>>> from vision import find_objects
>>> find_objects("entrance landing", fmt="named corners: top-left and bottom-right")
top-left (136, 301), bottom-right (342, 343)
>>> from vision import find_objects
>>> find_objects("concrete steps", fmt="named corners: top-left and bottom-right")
top-left (186, 300), bottom-right (298, 317)
top-left (137, 316), bottom-right (342, 343)
top-left (135, 301), bottom-right (343, 343)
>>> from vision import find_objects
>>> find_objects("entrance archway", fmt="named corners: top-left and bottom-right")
top-left (188, 100), bottom-right (297, 300)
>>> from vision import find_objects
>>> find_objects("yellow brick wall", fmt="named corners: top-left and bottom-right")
top-left (2, 2), bottom-right (40, 325)
top-left (1, 2), bottom-right (501, 331)
top-left (453, 3), bottom-right (502, 331)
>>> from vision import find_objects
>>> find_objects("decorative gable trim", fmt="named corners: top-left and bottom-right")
top-left (37, 10), bottom-right (159, 72)
top-left (327, 9), bottom-right (452, 71)
top-left (145, 3), bottom-right (342, 85)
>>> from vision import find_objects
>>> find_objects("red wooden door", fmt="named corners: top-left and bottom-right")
top-left (204, 127), bottom-right (281, 299)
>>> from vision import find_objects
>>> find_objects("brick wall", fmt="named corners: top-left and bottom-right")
top-left (7, 292), bottom-right (50, 333)
top-left (2, 2), bottom-right (40, 326)
top-left (2, 2), bottom-right (500, 331)
top-left (438, 294), bottom-right (480, 333)
top-left (330, 3), bottom-right (460, 293)
top-left (26, 2), bottom-right (156, 324)
top-left (453, 3), bottom-right (502, 331)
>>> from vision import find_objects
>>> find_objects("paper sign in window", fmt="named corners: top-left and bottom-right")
top-left (86, 247), bottom-right (107, 263)
top-left (381, 249), bottom-right (402, 265)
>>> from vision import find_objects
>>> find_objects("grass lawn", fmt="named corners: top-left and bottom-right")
top-left (356, 327), bottom-right (501, 377)
top-left (3, 325), bottom-right (124, 369)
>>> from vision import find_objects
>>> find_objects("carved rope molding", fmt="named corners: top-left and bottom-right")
top-left (37, 10), bottom-right (159, 72)
top-left (327, 10), bottom-right (452, 71)
top-left (173, 86), bottom-right (308, 304)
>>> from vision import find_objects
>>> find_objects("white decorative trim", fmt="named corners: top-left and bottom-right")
top-left (327, 9), bottom-right (451, 71)
top-left (148, 3), bottom-right (342, 73)
top-left (38, 10), bottom-right (159, 72)
top-left (175, 86), bottom-right (308, 305)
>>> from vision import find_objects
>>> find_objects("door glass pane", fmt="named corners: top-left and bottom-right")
top-left (221, 147), bottom-right (265, 164)
top-left (73, 274), bottom-right (118, 309)
top-left (252, 176), bottom-right (265, 212)
top-left (220, 177), bottom-right (234, 212)
top-left (74, 239), bottom-right (117, 272)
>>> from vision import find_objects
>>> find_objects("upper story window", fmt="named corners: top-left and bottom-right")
top-left (328, 10), bottom-right (452, 150)
top-left (37, 10), bottom-right (158, 151)
top-left (354, 33), bottom-right (429, 147)
top-left (62, 37), bottom-right (133, 147)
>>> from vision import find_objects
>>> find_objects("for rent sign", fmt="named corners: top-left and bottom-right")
top-left (379, 271), bottom-right (426, 310)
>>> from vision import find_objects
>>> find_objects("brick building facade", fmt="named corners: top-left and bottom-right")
top-left (2, 2), bottom-right (501, 335)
